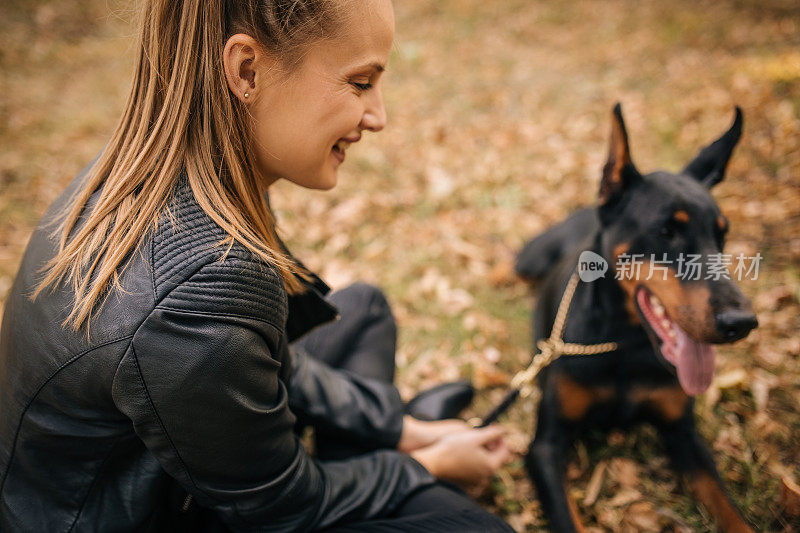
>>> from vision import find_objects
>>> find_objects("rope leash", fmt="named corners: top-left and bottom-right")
top-left (474, 268), bottom-right (618, 427)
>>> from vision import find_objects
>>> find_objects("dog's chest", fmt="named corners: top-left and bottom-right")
top-left (552, 370), bottom-right (690, 428)
top-left (549, 349), bottom-right (688, 428)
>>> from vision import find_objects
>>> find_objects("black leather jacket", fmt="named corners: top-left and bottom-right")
top-left (0, 171), bottom-right (434, 532)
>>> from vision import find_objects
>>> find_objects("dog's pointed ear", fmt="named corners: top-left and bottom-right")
top-left (682, 107), bottom-right (743, 188)
top-left (599, 103), bottom-right (641, 206)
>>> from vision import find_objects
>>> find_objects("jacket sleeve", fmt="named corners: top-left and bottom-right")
top-left (285, 343), bottom-right (405, 448)
top-left (111, 257), bottom-right (434, 532)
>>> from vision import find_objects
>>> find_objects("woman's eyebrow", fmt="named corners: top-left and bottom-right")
top-left (353, 62), bottom-right (385, 73)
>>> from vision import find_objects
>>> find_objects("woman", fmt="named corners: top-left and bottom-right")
top-left (0, 0), bottom-right (513, 531)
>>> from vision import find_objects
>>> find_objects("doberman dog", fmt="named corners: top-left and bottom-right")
top-left (516, 104), bottom-right (758, 532)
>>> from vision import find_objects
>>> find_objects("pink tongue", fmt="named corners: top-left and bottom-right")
top-left (666, 326), bottom-right (716, 396)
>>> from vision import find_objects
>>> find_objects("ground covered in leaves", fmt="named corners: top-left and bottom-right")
top-left (1, 0), bottom-right (799, 530)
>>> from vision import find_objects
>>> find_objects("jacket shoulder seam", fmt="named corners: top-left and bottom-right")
top-left (127, 341), bottom-right (218, 504)
top-left (153, 305), bottom-right (285, 334)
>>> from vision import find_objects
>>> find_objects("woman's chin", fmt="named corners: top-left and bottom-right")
top-left (280, 169), bottom-right (338, 191)
top-left (312, 171), bottom-right (338, 191)
top-left (320, 169), bottom-right (339, 191)
top-left (314, 165), bottom-right (339, 190)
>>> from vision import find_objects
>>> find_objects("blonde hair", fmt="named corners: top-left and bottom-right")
top-left (33, 0), bottom-right (342, 331)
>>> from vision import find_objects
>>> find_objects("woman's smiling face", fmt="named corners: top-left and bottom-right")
top-left (249, 0), bottom-right (395, 190)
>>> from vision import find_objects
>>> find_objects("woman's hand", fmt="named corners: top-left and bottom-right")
top-left (397, 415), bottom-right (472, 453)
top-left (409, 425), bottom-right (511, 489)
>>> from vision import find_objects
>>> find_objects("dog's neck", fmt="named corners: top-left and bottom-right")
top-left (562, 232), bottom-right (650, 349)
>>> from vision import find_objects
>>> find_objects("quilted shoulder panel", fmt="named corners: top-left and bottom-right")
top-left (150, 179), bottom-right (288, 328)
top-left (158, 256), bottom-right (288, 330)
top-left (151, 181), bottom-right (230, 300)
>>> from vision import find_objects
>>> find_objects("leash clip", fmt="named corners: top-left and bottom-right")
top-left (480, 268), bottom-right (620, 423)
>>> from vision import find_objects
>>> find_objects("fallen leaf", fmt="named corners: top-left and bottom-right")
top-left (607, 431), bottom-right (626, 447)
top-left (488, 260), bottom-right (516, 287)
top-left (440, 287), bottom-right (474, 315)
top-left (474, 360), bottom-right (511, 388)
top-left (655, 507), bottom-right (695, 532)
top-left (583, 461), bottom-right (607, 506)
top-left (778, 337), bottom-right (800, 358)
top-left (426, 165), bottom-right (455, 200)
top-left (597, 507), bottom-right (623, 531)
top-left (755, 345), bottom-right (784, 368)
top-left (750, 371), bottom-right (777, 412)
top-left (781, 477), bottom-right (800, 517)
top-left (483, 346), bottom-right (502, 363)
top-left (567, 463), bottom-right (583, 482)
top-left (609, 458), bottom-right (639, 489)
top-left (754, 285), bottom-right (796, 311)
top-left (623, 501), bottom-right (661, 532)
top-left (715, 368), bottom-right (748, 389)
top-left (704, 385), bottom-right (721, 410)
top-left (608, 488), bottom-right (642, 508)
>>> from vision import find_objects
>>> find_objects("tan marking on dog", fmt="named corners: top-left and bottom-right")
top-left (689, 472), bottom-right (754, 533)
top-left (611, 242), bottom-right (642, 324)
top-left (717, 215), bottom-right (728, 232)
top-left (630, 385), bottom-right (689, 422)
top-left (616, 265), bottom-right (717, 342)
top-left (613, 242), bottom-right (630, 259)
top-left (674, 210), bottom-right (690, 223)
top-left (556, 375), bottom-right (614, 421)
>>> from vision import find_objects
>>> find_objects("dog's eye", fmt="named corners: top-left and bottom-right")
top-left (660, 225), bottom-right (675, 240)
top-left (714, 226), bottom-right (727, 249)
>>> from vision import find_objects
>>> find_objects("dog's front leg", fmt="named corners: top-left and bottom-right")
top-left (525, 394), bottom-right (586, 533)
top-left (660, 414), bottom-right (754, 533)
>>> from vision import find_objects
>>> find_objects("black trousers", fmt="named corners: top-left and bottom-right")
top-left (293, 283), bottom-right (513, 533)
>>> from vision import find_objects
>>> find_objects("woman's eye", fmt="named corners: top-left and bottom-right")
top-left (351, 81), bottom-right (373, 92)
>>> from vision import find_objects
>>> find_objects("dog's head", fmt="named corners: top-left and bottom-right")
top-left (596, 103), bottom-right (757, 396)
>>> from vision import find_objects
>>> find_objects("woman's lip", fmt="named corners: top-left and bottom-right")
top-left (331, 135), bottom-right (360, 163)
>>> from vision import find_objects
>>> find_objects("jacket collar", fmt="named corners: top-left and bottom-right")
top-left (281, 242), bottom-right (339, 343)
top-left (264, 191), bottom-right (339, 342)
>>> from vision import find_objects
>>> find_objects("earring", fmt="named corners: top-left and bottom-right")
top-left (244, 92), bottom-right (250, 98)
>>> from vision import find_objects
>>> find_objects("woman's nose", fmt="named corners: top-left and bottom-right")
top-left (360, 90), bottom-right (387, 132)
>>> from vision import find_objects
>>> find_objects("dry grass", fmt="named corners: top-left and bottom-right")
top-left (1, 0), bottom-right (799, 530)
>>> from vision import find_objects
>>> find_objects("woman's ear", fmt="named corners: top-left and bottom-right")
top-left (223, 33), bottom-right (270, 103)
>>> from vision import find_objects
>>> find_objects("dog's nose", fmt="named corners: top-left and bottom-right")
top-left (715, 309), bottom-right (758, 341)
